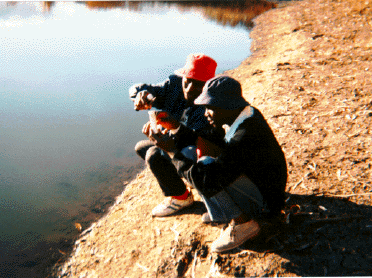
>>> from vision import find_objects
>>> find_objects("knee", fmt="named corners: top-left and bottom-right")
top-left (135, 140), bottom-right (152, 159)
top-left (134, 141), bottom-right (144, 156)
top-left (145, 146), bottom-right (163, 166)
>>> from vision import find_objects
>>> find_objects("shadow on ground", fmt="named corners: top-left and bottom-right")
top-left (232, 193), bottom-right (372, 276)
top-left (172, 201), bottom-right (208, 217)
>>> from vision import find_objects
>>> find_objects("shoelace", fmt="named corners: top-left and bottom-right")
top-left (161, 197), bottom-right (174, 207)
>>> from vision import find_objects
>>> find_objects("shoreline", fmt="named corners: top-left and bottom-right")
top-left (55, 0), bottom-right (372, 276)
top-left (1, 158), bottom-right (146, 278)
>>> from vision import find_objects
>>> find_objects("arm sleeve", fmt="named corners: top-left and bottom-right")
top-left (172, 123), bottom-right (226, 151)
top-left (172, 124), bottom-right (198, 150)
top-left (128, 78), bottom-right (171, 110)
top-left (172, 127), bottom-right (248, 198)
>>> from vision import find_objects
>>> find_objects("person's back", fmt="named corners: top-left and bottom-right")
top-left (221, 105), bottom-right (287, 217)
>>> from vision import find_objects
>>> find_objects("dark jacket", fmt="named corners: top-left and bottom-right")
top-left (129, 74), bottom-right (209, 133)
top-left (172, 105), bottom-right (287, 217)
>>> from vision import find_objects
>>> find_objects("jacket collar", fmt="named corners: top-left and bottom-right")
top-left (224, 106), bottom-right (253, 143)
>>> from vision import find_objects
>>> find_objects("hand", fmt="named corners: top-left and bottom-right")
top-left (142, 121), bottom-right (152, 137)
top-left (149, 128), bottom-right (177, 153)
top-left (155, 112), bottom-right (180, 130)
top-left (133, 91), bottom-right (155, 111)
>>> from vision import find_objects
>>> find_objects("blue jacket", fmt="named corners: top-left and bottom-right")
top-left (129, 75), bottom-right (209, 133)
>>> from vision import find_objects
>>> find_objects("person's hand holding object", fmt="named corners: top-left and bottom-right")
top-left (142, 121), bottom-right (176, 154)
top-left (142, 121), bottom-right (152, 137)
top-left (133, 90), bottom-right (156, 111)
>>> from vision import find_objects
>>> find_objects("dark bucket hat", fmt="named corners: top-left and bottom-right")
top-left (194, 76), bottom-right (248, 110)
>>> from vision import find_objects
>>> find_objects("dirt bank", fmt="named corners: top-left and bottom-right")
top-left (54, 0), bottom-right (372, 276)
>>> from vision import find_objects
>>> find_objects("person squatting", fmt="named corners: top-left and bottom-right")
top-left (129, 55), bottom-right (287, 253)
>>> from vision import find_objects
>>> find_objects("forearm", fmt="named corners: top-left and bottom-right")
top-left (172, 124), bottom-right (225, 151)
top-left (173, 131), bottom-right (250, 196)
top-left (173, 124), bottom-right (198, 150)
top-left (129, 81), bottom-right (168, 109)
top-left (172, 152), bottom-right (235, 199)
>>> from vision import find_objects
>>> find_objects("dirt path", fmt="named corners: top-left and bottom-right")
top-left (54, 0), bottom-right (372, 276)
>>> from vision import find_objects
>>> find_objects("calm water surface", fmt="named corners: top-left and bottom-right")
top-left (0, 1), bottom-right (274, 276)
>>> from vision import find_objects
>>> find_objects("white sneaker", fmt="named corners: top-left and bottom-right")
top-left (152, 192), bottom-right (194, 217)
top-left (211, 219), bottom-right (260, 253)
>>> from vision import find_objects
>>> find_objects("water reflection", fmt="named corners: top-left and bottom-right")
top-left (5, 0), bottom-right (276, 30)
top-left (39, 0), bottom-right (276, 30)
top-left (0, 1), bottom-right (278, 277)
top-left (42, 1), bottom-right (55, 12)
top-left (161, 1), bottom-right (276, 29)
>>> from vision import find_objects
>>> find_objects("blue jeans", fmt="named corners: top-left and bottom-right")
top-left (182, 146), bottom-right (264, 222)
top-left (200, 174), bottom-right (264, 222)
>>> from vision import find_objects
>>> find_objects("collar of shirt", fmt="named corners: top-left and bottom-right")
top-left (224, 106), bottom-right (253, 143)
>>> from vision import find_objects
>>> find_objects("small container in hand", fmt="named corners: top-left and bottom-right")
top-left (148, 111), bottom-right (161, 133)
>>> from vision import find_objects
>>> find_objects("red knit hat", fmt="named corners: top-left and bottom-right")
top-left (175, 53), bottom-right (217, 82)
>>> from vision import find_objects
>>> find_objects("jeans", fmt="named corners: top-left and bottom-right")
top-left (200, 174), bottom-right (264, 222)
top-left (135, 140), bottom-right (187, 196)
top-left (182, 147), bottom-right (264, 222)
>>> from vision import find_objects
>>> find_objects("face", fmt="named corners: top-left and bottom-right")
top-left (182, 77), bottom-right (206, 103)
top-left (204, 106), bottom-right (227, 129)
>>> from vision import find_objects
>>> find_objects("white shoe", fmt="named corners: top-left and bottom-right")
top-left (152, 192), bottom-right (194, 217)
top-left (211, 219), bottom-right (260, 253)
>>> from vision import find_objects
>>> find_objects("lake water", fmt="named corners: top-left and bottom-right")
top-left (0, 1), bottom-right (276, 277)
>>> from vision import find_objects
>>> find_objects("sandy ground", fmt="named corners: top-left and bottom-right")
top-left (53, 0), bottom-right (372, 276)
